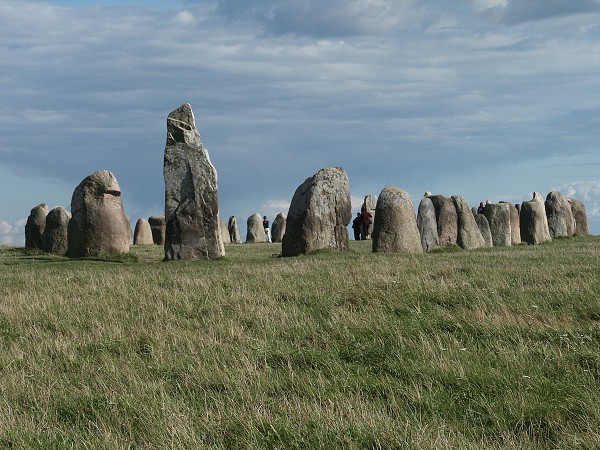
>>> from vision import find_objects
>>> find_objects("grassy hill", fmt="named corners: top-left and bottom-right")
top-left (1, 237), bottom-right (599, 448)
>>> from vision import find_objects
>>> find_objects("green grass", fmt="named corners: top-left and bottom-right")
top-left (1, 237), bottom-right (599, 448)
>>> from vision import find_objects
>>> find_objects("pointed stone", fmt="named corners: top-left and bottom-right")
top-left (452, 196), bottom-right (485, 250)
top-left (163, 103), bottom-right (224, 260)
top-left (133, 218), bottom-right (154, 245)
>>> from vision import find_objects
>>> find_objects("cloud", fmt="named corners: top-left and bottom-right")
top-left (475, 0), bottom-right (600, 25)
top-left (0, 219), bottom-right (26, 246)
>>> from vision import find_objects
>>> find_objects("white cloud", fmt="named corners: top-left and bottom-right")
top-left (0, 219), bottom-right (26, 246)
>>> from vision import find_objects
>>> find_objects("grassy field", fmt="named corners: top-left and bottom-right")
top-left (0, 237), bottom-right (599, 449)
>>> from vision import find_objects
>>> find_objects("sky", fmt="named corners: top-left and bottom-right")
top-left (1, 0), bottom-right (599, 245)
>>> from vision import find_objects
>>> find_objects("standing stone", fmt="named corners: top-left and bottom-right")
top-left (43, 206), bottom-right (71, 254)
top-left (483, 203), bottom-right (512, 247)
top-left (502, 202), bottom-right (521, 245)
top-left (282, 167), bottom-right (351, 257)
top-left (520, 192), bottom-right (552, 245)
top-left (133, 218), bottom-right (154, 245)
top-left (362, 194), bottom-right (378, 238)
top-left (429, 195), bottom-right (458, 247)
top-left (246, 213), bottom-right (266, 243)
top-left (372, 187), bottom-right (422, 254)
top-left (163, 103), bottom-right (224, 260)
top-left (219, 220), bottom-right (230, 244)
top-left (545, 191), bottom-right (576, 238)
top-left (471, 208), bottom-right (493, 248)
top-left (568, 198), bottom-right (590, 236)
top-left (68, 170), bottom-right (130, 257)
top-left (148, 216), bottom-right (166, 245)
top-left (417, 197), bottom-right (439, 252)
top-left (271, 213), bottom-right (287, 243)
top-left (228, 216), bottom-right (241, 243)
top-left (25, 203), bottom-right (48, 249)
top-left (452, 196), bottom-right (485, 250)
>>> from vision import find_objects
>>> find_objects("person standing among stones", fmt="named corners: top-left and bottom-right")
top-left (352, 212), bottom-right (361, 240)
top-left (360, 207), bottom-right (373, 240)
top-left (263, 216), bottom-right (271, 243)
top-left (477, 202), bottom-right (485, 214)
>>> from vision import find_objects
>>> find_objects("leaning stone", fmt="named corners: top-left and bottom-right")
top-left (545, 191), bottom-right (576, 238)
top-left (220, 220), bottom-right (231, 244)
top-left (452, 196), bottom-right (485, 250)
top-left (471, 208), bottom-right (493, 248)
top-left (372, 186), bottom-right (422, 254)
top-left (520, 192), bottom-right (552, 245)
top-left (484, 203), bottom-right (511, 246)
top-left (271, 213), bottom-right (287, 243)
top-left (163, 103), bottom-right (224, 260)
top-left (429, 195), bottom-right (458, 247)
top-left (417, 197), bottom-right (439, 252)
top-left (43, 206), bottom-right (70, 254)
top-left (133, 218), bottom-right (154, 245)
top-left (25, 203), bottom-right (48, 249)
top-left (282, 167), bottom-right (351, 256)
top-left (246, 213), bottom-right (266, 243)
top-left (68, 170), bottom-right (130, 257)
top-left (148, 216), bottom-right (166, 245)
top-left (568, 198), bottom-right (590, 236)
top-left (228, 216), bottom-right (241, 243)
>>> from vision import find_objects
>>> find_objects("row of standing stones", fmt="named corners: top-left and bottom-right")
top-left (24, 103), bottom-right (590, 259)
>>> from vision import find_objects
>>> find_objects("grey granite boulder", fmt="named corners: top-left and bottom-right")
top-left (133, 218), bottom-right (154, 245)
top-left (545, 191), bottom-right (576, 238)
top-left (471, 208), bottom-right (493, 248)
top-left (484, 203), bottom-right (511, 247)
top-left (417, 197), bottom-right (439, 252)
top-left (506, 203), bottom-right (521, 245)
top-left (452, 196), bottom-right (484, 250)
top-left (246, 213), bottom-right (266, 243)
top-left (372, 186), bottom-right (422, 254)
top-left (362, 194), bottom-right (378, 238)
top-left (148, 216), bottom-right (166, 245)
top-left (43, 206), bottom-right (70, 254)
top-left (25, 203), bottom-right (48, 250)
top-left (68, 170), bottom-right (130, 257)
top-left (568, 198), bottom-right (590, 236)
top-left (429, 195), bottom-right (458, 247)
top-left (520, 192), bottom-right (552, 245)
top-left (282, 167), bottom-right (351, 256)
top-left (163, 103), bottom-right (224, 260)
top-left (271, 213), bottom-right (287, 243)
top-left (228, 216), bottom-right (241, 243)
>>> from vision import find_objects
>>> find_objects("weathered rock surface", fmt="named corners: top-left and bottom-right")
top-left (429, 195), bottom-right (458, 247)
top-left (471, 208), bottom-right (493, 248)
top-left (68, 170), bottom-right (130, 257)
top-left (545, 191), bottom-right (576, 238)
top-left (148, 216), bottom-right (166, 245)
top-left (520, 192), bottom-right (552, 245)
top-left (568, 198), bottom-right (590, 236)
top-left (372, 186), bottom-right (422, 254)
top-left (417, 197), bottom-right (439, 252)
top-left (220, 220), bottom-right (231, 244)
top-left (246, 213), bottom-right (266, 243)
top-left (228, 216), bottom-right (241, 243)
top-left (43, 206), bottom-right (70, 254)
top-left (133, 218), bottom-right (154, 245)
top-left (271, 213), bottom-right (287, 243)
top-left (452, 196), bottom-right (485, 250)
top-left (484, 203), bottom-right (512, 246)
top-left (506, 203), bottom-right (521, 245)
top-left (282, 167), bottom-right (351, 256)
top-left (163, 103), bottom-right (224, 260)
top-left (25, 203), bottom-right (48, 249)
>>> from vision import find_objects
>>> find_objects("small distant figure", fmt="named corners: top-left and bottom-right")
top-left (477, 202), bottom-right (485, 214)
top-left (263, 216), bottom-right (271, 243)
top-left (352, 212), bottom-right (362, 240)
top-left (424, 191), bottom-right (432, 197)
top-left (360, 208), bottom-right (373, 240)
top-left (486, 199), bottom-right (492, 205)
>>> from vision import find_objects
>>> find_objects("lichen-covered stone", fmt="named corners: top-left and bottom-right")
top-left (545, 191), bottom-right (575, 238)
top-left (417, 197), bottom-right (439, 252)
top-left (271, 213), bottom-right (287, 243)
top-left (520, 192), bottom-right (552, 245)
top-left (429, 195), bottom-right (458, 247)
top-left (25, 203), bottom-right (48, 250)
top-left (452, 196), bottom-right (485, 250)
top-left (43, 206), bottom-right (70, 254)
top-left (568, 198), bottom-right (590, 236)
top-left (484, 203), bottom-right (511, 247)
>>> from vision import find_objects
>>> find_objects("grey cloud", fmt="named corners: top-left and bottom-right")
top-left (481, 0), bottom-right (600, 25)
